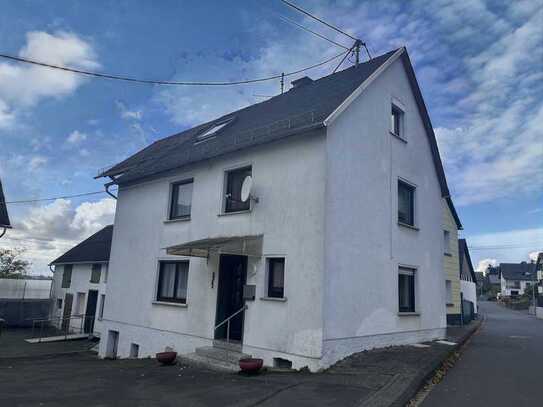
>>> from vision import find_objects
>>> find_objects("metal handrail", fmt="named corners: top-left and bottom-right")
top-left (214, 304), bottom-right (248, 343)
top-left (30, 314), bottom-right (95, 342)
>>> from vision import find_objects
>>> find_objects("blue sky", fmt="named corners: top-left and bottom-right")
top-left (0, 0), bottom-right (542, 274)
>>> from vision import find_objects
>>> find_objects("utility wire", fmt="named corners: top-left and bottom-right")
top-left (0, 51), bottom-right (347, 87)
top-left (279, 0), bottom-right (358, 41)
top-left (333, 45), bottom-right (355, 73)
top-left (1, 190), bottom-right (117, 205)
top-left (276, 14), bottom-right (350, 51)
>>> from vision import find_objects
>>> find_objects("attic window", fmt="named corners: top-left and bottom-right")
top-left (196, 118), bottom-right (234, 142)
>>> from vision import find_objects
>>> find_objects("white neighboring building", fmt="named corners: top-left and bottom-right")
top-left (49, 225), bottom-right (112, 336)
top-left (499, 263), bottom-right (537, 297)
top-left (96, 48), bottom-right (453, 371)
top-left (458, 239), bottom-right (477, 320)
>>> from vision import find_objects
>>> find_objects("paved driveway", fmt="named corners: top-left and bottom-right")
top-left (422, 301), bottom-right (543, 406)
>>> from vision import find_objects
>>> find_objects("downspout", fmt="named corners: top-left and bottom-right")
top-left (105, 181), bottom-right (118, 200)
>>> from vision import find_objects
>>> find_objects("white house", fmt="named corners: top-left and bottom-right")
top-left (49, 225), bottom-right (112, 336)
top-left (96, 47), bottom-right (453, 371)
top-left (499, 262), bottom-right (537, 297)
top-left (458, 239), bottom-right (477, 321)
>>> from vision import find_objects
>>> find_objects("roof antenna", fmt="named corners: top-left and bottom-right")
top-left (280, 72), bottom-right (285, 94)
top-left (354, 39), bottom-right (361, 66)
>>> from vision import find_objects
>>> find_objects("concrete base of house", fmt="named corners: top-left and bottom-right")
top-left (446, 314), bottom-right (462, 326)
top-left (321, 327), bottom-right (446, 369)
top-left (98, 320), bottom-right (446, 372)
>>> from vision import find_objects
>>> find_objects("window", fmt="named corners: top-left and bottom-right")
top-left (398, 180), bottom-right (415, 226)
top-left (224, 166), bottom-right (252, 213)
top-left (57, 298), bottom-right (63, 309)
top-left (391, 104), bottom-right (403, 137)
top-left (197, 118), bottom-right (234, 142)
top-left (90, 263), bottom-right (101, 283)
top-left (267, 258), bottom-right (285, 298)
top-left (157, 261), bottom-right (189, 304)
top-left (61, 265), bottom-right (72, 288)
top-left (446, 280), bottom-right (453, 304)
top-left (443, 230), bottom-right (451, 254)
top-left (398, 267), bottom-right (416, 313)
top-left (169, 179), bottom-right (193, 219)
top-left (98, 294), bottom-right (106, 319)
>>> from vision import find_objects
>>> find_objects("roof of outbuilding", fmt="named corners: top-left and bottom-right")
top-left (97, 48), bottom-right (451, 199)
top-left (50, 225), bottom-right (113, 265)
top-left (0, 178), bottom-right (11, 228)
top-left (500, 262), bottom-right (537, 281)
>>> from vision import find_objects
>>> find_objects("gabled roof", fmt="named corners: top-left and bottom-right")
top-left (500, 262), bottom-right (537, 281)
top-left (446, 197), bottom-right (462, 230)
top-left (0, 178), bottom-right (11, 228)
top-left (458, 239), bottom-right (476, 281)
top-left (97, 47), bottom-right (451, 199)
top-left (50, 225), bottom-right (113, 265)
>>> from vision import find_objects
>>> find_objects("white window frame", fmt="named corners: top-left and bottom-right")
top-left (221, 163), bottom-right (253, 215)
top-left (397, 177), bottom-right (417, 229)
top-left (398, 264), bottom-right (419, 315)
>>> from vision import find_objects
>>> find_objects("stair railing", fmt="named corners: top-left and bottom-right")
top-left (214, 304), bottom-right (248, 343)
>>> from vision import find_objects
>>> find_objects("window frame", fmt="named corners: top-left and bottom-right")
top-left (390, 104), bottom-right (404, 139)
top-left (267, 257), bottom-right (285, 299)
top-left (398, 179), bottom-right (416, 227)
top-left (443, 230), bottom-right (451, 255)
top-left (168, 178), bottom-right (194, 220)
top-left (398, 266), bottom-right (416, 313)
top-left (61, 265), bottom-right (72, 288)
top-left (156, 261), bottom-right (189, 304)
top-left (90, 263), bottom-right (102, 284)
top-left (223, 166), bottom-right (252, 214)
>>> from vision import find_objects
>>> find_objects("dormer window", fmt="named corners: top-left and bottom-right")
top-left (196, 117), bottom-right (235, 142)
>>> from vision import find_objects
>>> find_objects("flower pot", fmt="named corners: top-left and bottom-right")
top-left (239, 358), bottom-right (263, 373)
top-left (156, 351), bottom-right (177, 365)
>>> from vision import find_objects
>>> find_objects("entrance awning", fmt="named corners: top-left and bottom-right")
top-left (165, 235), bottom-right (263, 258)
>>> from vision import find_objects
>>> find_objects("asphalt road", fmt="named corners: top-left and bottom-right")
top-left (422, 301), bottom-right (543, 407)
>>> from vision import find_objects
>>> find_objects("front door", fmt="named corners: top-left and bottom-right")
top-left (84, 290), bottom-right (98, 333)
top-left (61, 293), bottom-right (73, 331)
top-left (215, 255), bottom-right (247, 342)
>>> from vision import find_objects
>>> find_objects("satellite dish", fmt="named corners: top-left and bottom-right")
top-left (241, 176), bottom-right (253, 203)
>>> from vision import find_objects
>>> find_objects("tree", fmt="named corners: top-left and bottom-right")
top-left (0, 248), bottom-right (31, 278)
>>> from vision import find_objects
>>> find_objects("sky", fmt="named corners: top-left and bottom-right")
top-left (0, 0), bottom-right (542, 275)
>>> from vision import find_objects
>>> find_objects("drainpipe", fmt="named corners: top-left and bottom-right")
top-left (105, 181), bottom-right (118, 200)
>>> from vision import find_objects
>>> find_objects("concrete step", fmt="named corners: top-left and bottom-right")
top-left (195, 346), bottom-right (251, 365)
top-left (178, 352), bottom-right (240, 372)
top-left (212, 339), bottom-right (242, 352)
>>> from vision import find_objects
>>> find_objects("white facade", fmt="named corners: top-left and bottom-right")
top-left (50, 263), bottom-right (108, 335)
top-left (460, 280), bottom-right (477, 314)
top-left (98, 54), bottom-right (447, 371)
top-left (500, 275), bottom-right (530, 297)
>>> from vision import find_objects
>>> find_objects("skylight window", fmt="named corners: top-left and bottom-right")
top-left (196, 118), bottom-right (235, 142)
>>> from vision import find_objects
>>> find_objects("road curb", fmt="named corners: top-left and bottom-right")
top-left (392, 318), bottom-right (483, 407)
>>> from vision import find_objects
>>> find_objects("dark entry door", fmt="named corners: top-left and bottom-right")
top-left (84, 290), bottom-right (98, 333)
top-left (215, 255), bottom-right (247, 342)
top-left (61, 293), bottom-right (73, 331)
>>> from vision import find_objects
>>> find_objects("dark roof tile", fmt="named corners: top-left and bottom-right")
top-left (50, 225), bottom-right (113, 265)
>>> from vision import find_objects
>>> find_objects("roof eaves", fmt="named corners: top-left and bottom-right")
top-left (446, 197), bottom-right (463, 230)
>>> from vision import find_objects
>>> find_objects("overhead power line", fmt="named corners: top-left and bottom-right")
top-left (0, 51), bottom-right (348, 87)
top-left (2, 190), bottom-right (117, 205)
top-left (276, 14), bottom-right (350, 51)
top-left (279, 0), bottom-right (358, 41)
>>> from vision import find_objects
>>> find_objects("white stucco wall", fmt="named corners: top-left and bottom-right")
top-left (500, 275), bottom-right (530, 296)
top-left (461, 280), bottom-right (477, 313)
top-left (322, 57), bottom-right (446, 366)
top-left (98, 132), bottom-right (327, 370)
top-left (50, 263), bottom-right (108, 335)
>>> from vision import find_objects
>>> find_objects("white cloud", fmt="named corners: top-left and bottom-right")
top-left (115, 100), bottom-right (143, 121)
top-left (0, 31), bottom-right (99, 127)
top-left (3, 197), bottom-right (116, 275)
top-left (29, 156), bottom-right (47, 171)
top-left (529, 251), bottom-right (541, 262)
top-left (66, 130), bottom-right (87, 144)
top-left (0, 99), bottom-right (15, 129)
top-left (476, 258), bottom-right (498, 274)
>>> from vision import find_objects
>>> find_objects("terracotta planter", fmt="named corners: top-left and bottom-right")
top-left (239, 358), bottom-right (263, 373)
top-left (156, 351), bottom-right (177, 365)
